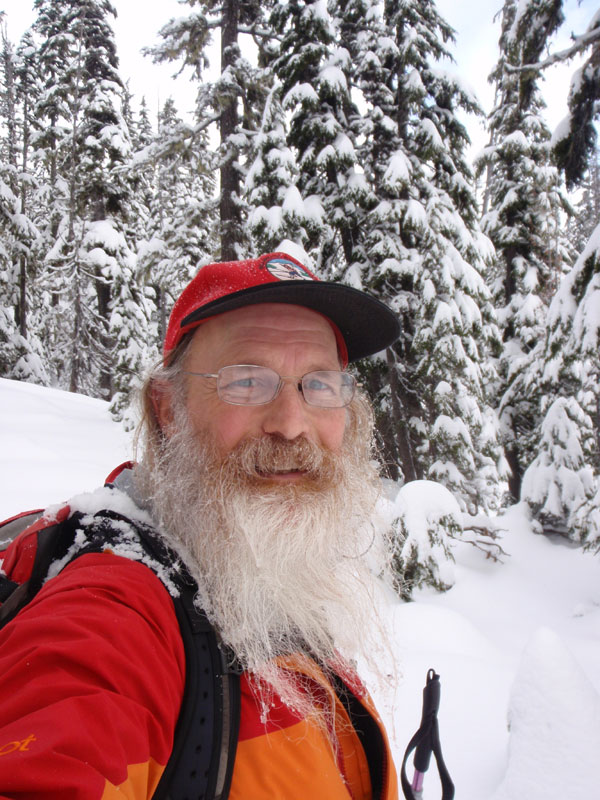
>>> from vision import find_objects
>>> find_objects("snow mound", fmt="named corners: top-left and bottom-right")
top-left (492, 627), bottom-right (600, 800)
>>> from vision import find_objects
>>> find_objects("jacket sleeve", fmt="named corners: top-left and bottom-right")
top-left (0, 552), bottom-right (186, 799)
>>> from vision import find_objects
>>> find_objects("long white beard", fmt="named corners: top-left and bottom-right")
top-left (135, 399), bottom-right (390, 714)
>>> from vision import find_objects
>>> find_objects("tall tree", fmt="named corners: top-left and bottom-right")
top-left (32, 0), bottom-right (136, 399)
top-left (0, 24), bottom-right (45, 384)
top-left (269, 0), bottom-right (364, 272)
top-left (522, 227), bottom-right (600, 542)
top-left (0, 156), bottom-right (44, 383)
top-left (477, 0), bottom-right (573, 501)
top-left (13, 29), bottom-right (43, 347)
top-left (137, 97), bottom-right (217, 346)
top-left (325, 0), bottom-right (506, 512)
top-left (151, 0), bottom-right (271, 261)
top-left (506, 3), bottom-right (600, 541)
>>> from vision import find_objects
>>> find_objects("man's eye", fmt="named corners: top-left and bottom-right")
top-left (230, 377), bottom-right (257, 389)
top-left (306, 378), bottom-right (335, 393)
top-left (222, 373), bottom-right (274, 395)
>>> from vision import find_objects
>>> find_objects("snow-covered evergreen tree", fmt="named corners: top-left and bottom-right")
top-left (136, 97), bottom-right (217, 347)
top-left (245, 84), bottom-right (310, 253)
top-left (551, 10), bottom-right (600, 189)
top-left (389, 480), bottom-right (461, 599)
top-left (498, 3), bottom-right (600, 540)
top-left (12, 29), bottom-right (45, 353)
top-left (522, 397), bottom-right (596, 538)
top-left (0, 25), bottom-right (45, 384)
top-left (32, 0), bottom-right (138, 399)
top-left (0, 160), bottom-right (39, 381)
top-left (327, 0), bottom-right (506, 512)
top-left (104, 220), bottom-right (156, 427)
top-left (270, 0), bottom-right (364, 272)
top-left (127, 95), bottom-right (155, 242)
top-left (523, 225), bottom-right (600, 543)
top-left (477, 0), bottom-right (573, 501)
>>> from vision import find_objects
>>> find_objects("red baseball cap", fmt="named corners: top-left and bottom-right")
top-left (163, 252), bottom-right (400, 365)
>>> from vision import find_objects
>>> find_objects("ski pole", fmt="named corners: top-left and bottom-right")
top-left (400, 669), bottom-right (455, 800)
top-left (412, 668), bottom-right (441, 795)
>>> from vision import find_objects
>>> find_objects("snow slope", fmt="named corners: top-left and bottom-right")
top-left (1, 378), bottom-right (599, 799)
top-left (0, 377), bottom-right (131, 516)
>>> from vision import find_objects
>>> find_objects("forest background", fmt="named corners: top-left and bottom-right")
top-left (0, 0), bottom-right (599, 591)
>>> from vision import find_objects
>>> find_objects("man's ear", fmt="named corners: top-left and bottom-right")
top-left (151, 379), bottom-right (176, 438)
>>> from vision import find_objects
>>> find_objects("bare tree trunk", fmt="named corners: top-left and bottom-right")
top-left (386, 348), bottom-right (418, 483)
top-left (18, 79), bottom-right (31, 339)
top-left (1, 28), bottom-right (26, 336)
top-left (94, 235), bottom-right (113, 399)
top-left (69, 270), bottom-right (82, 394)
top-left (506, 446), bottom-right (522, 502)
top-left (220, 0), bottom-right (241, 261)
top-left (68, 31), bottom-right (84, 394)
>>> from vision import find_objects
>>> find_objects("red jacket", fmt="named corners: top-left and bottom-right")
top-left (0, 533), bottom-right (398, 798)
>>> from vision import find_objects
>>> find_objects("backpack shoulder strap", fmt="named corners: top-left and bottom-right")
top-left (152, 580), bottom-right (240, 800)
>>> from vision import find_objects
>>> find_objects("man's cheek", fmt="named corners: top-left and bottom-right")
top-left (322, 411), bottom-right (348, 452)
top-left (215, 411), bottom-right (262, 454)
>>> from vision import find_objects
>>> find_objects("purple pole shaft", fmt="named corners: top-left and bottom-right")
top-left (412, 770), bottom-right (425, 792)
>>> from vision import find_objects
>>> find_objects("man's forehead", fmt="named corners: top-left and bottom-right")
top-left (182, 305), bottom-right (343, 374)
top-left (195, 304), bottom-right (339, 346)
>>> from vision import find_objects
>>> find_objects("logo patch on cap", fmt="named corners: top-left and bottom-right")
top-left (265, 257), bottom-right (314, 282)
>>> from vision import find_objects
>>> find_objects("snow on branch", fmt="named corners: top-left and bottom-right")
top-left (455, 519), bottom-right (509, 562)
top-left (505, 25), bottom-right (600, 73)
top-left (237, 24), bottom-right (283, 42)
top-left (130, 115), bottom-right (220, 169)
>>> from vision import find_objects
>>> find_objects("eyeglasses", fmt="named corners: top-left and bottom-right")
top-left (184, 364), bottom-right (356, 408)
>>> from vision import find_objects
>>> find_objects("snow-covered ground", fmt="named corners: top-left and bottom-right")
top-left (1, 377), bottom-right (599, 799)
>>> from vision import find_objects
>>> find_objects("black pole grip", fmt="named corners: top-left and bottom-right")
top-left (401, 668), bottom-right (455, 800)
top-left (413, 669), bottom-right (440, 773)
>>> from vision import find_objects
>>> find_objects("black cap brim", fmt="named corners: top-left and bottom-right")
top-left (181, 280), bottom-right (400, 362)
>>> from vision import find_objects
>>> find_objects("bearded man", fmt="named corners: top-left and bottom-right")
top-left (0, 252), bottom-right (400, 800)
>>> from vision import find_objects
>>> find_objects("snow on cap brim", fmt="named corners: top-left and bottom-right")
top-left (163, 252), bottom-right (400, 364)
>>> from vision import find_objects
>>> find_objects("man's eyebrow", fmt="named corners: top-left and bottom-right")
top-left (217, 362), bottom-right (344, 373)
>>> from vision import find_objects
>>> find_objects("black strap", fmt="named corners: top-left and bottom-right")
top-left (400, 669), bottom-right (455, 800)
top-left (0, 577), bottom-right (19, 603)
top-left (152, 580), bottom-right (240, 800)
top-left (331, 675), bottom-right (386, 800)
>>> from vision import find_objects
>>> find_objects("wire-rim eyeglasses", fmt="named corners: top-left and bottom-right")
top-left (183, 364), bottom-right (356, 408)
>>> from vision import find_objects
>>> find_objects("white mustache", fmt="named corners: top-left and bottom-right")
top-left (225, 435), bottom-right (332, 481)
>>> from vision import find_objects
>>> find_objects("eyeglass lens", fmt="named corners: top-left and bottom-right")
top-left (216, 365), bottom-right (355, 407)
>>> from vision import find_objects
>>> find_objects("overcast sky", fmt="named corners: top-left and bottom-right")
top-left (0, 0), bottom-right (596, 163)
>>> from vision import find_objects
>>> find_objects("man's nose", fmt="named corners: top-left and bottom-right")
top-left (260, 381), bottom-right (312, 441)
